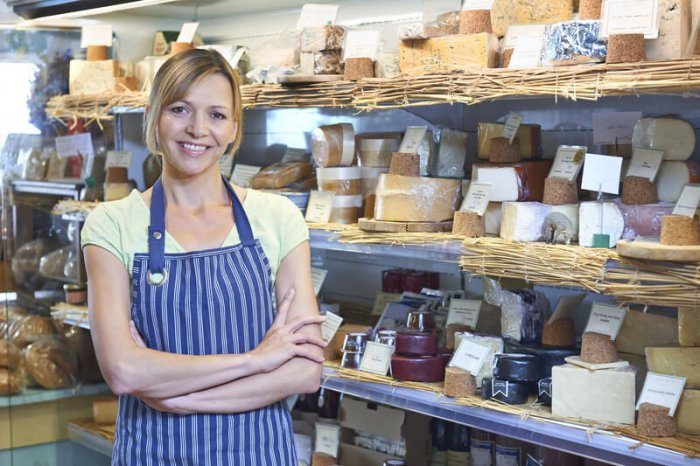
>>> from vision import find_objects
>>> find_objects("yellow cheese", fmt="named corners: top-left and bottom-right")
top-left (679, 307), bottom-right (700, 346)
top-left (646, 0), bottom-right (691, 61)
top-left (491, 0), bottom-right (574, 37)
top-left (477, 123), bottom-right (542, 160)
top-left (69, 59), bottom-right (119, 95)
top-left (92, 398), bottom-right (118, 425)
top-left (399, 33), bottom-right (499, 75)
top-left (374, 174), bottom-right (461, 222)
top-left (618, 352), bottom-right (647, 396)
top-left (677, 389), bottom-right (700, 435)
top-left (616, 310), bottom-right (678, 356)
top-left (645, 347), bottom-right (700, 388)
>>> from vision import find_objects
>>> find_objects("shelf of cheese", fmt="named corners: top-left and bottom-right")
top-left (46, 58), bottom-right (700, 121)
top-left (321, 366), bottom-right (699, 466)
top-left (0, 383), bottom-right (111, 409)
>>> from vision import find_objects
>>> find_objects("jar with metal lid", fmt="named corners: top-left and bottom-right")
top-left (406, 310), bottom-right (434, 332)
top-left (64, 283), bottom-right (87, 305)
top-left (342, 332), bottom-right (370, 353)
top-left (375, 329), bottom-right (397, 346)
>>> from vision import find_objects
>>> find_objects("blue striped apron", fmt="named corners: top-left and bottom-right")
top-left (112, 177), bottom-right (297, 465)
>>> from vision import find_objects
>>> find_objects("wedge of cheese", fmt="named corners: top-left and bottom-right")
top-left (374, 174), bottom-right (461, 222)
top-left (399, 33), bottom-right (499, 75)
top-left (472, 161), bottom-right (552, 202)
top-left (616, 310), bottom-right (678, 355)
top-left (645, 0), bottom-right (691, 61)
top-left (631, 118), bottom-right (696, 161)
top-left (679, 307), bottom-right (700, 347)
top-left (656, 161), bottom-right (700, 203)
top-left (646, 347), bottom-right (700, 388)
top-left (491, 0), bottom-right (574, 37)
top-left (477, 123), bottom-right (542, 159)
top-left (578, 202), bottom-right (625, 248)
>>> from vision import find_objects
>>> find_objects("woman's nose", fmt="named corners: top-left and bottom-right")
top-left (186, 113), bottom-right (207, 137)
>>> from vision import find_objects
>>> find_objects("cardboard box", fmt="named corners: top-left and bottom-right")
top-left (399, 33), bottom-right (499, 75)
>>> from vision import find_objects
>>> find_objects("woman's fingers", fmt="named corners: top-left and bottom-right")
top-left (289, 333), bottom-right (327, 349)
top-left (294, 346), bottom-right (326, 364)
top-left (285, 314), bottom-right (326, 334)
top-left (130, 321), bottom-right (147, 348)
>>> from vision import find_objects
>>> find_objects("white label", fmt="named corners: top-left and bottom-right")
top-left (636, 372), bottom-right (686, 417)
top-left (310, 267), bottom-right (328, 295)
top-left (581, 153), bottom-right (623, 195)
top-left (106, 150), bottom-right (131, 168)
top-left (548, 293), bottom-right (585, 324)
top-left (626, 148), bottom-right (664, 182)
top-left (501, 112), bottom-right (524, 144)
top-left (450, 339), bottom-right (490, 376)
top-left (601, 0), bottom-right (659, 38)
top-left (371, 292), bottom-right (402, 316)
top-left (495, 445), bottom-right (521, 466)
top-left (81, 25), bottom-right (112, 48)
top-left (460, 182), bottom-right (491, 216)
top-left (462, 0), bottom-right (495, 10)
top-left (508, 36), bottom-right (543, 68)
top-left (321, 311), bottom-right (343, 342)
top-left (55, 133), bottom-right (94, 159)
top-left (314, 422), bottom-right (341, 457)
top-left (359, 341), bottom-right (394, 376)
top-left (219, 156), bottom-right (233, 177)
top-left (343, 30), bottom-right (380, 61)
top-left (399, 126), bottom-right (428, 154)
top-left (471, 440), bottom-right (494, 466)
top-left (672, 184), bottom-right (700, 218)
top-left (549, 146), bottom-right (586, 181)
top-left (231, 164), bottom-right (261, 188)
top-left (592, 111), bottom-right (642, 145)
top-left (504, 24), bottom-right (547, 50)
top-left (584, 303), bottom-right (628, 340)
top-left (297, 3), bottom-right (339, 29)
top-left (447, 299), bottom-right (482, 328)
top-left (305, 191), bottom-right (335, 223)
top-left (177, 22), bottom-right (200, 43)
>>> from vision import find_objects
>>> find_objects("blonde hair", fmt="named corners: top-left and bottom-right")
top-left (144, 48), bottom-right (243, 157)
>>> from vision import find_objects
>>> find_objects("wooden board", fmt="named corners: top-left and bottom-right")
top-left (616, 239), bottom-right (700, 262)
top-left (359, 217), bottom-right (453, 233)
top-left (565, 356), bottom-right (630, 371)
top-left (277, 74), bottom-right (344, 84)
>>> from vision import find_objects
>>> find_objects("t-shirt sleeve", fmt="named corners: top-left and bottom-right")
top-left (276, 196), bottom-right (310, 263)
top-left (80, 204), bottom-right (128, 268)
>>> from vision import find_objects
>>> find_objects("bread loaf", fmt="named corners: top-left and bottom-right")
top-left (250, 163), bottom-right (313, 189)
top-left (10, 315), bottom-right (57, 348)
top-left (0, 368), bottom-right (23, 395)
top-left (0, 340), bottom-right (22, 369)
top-left (24, 338), bottom-right (79, 389)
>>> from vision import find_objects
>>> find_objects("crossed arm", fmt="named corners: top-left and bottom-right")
top-left (84, 240), bottom-right (324, 413)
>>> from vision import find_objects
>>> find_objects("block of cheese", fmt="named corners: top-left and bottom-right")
top-left (677, 389), bottom-right (700, 435)
top-left (616, 310), bottom-right (678, 355)
top-left (679, 307), bottom-right (700, 347)
top-left (374, 174), bottom-right (461, 222)
top-left (552, 363), bottom-right (636, 424)
top-left (300, 26), bottom-right (346, 52)
top-left (435, 129), bottom-right (468, 178)
top-left (472, 161), bottom-right (552, 202)
top-left (356, 133), bottom-right (402, 168)
top-left (399, 33), bottom-right (499, 75)
top-left (578, 202), bottom-right (625, 247)
top-left (542, 20), bottom-right (608, 66)
top-left (93, 398), bottom-right (119, 424)
top-left (485, 202), bottom-right (503, 235)
top-left (646, 347), bottom-right (700, 388)
top-left (618, 352), bottom-right (648, 397)
top-left (645, 0), bottom-right (691, 60)
top-left (69, 59), bottom-right (119, 95)
top-left (454, 332), bottom-right (503, 388)
top-left (500, 202), bottom-right (579, 242)
top-left (477, 123), bottom-right (542, 159)
top-left (631, 118), bottom-right (696, 161)
top-left (616, 201), bottom-right (674, 238)
top-left (490, 0), bottom-right (574, 37)
top-left (657, 161), bottom-right (700, 202)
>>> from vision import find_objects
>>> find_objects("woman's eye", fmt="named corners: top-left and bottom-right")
top-left (170, 106), bottom-right (187, 114)
top-left (211, 112), bottom-right (226, 120)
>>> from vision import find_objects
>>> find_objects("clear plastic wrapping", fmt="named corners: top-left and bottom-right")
top-left (313, 50), bottom-right (343, 75)
top-left (631, 118), bottom-right (696, 161)
top-left (615, 199), bottom-right (674, 239)
top-left (542, 21), bottom-right (607, 66)
top-left (423, 0), bottom-right (462, 37)
top-left (434, 128), bottom-right (468, 178)
top-left (398, 23), bottom-right (428, 41)
top-left (477, 122), bottom-right (542, 160)
top-left (356, 132), bottom-right (402, 167)
top-left (10, 315), bottom-right (58, 348)
top-left (311, 123), bottom-right (355, 167)
top-left (300, 26), bottom-right (346, 52)
top-left (24, 337), bottom-right (79, 389)
top-left (250, 162), bottom-right (313, 189)
top-left (418, 129), bottom-right (437, 176)
top-left (317, 167), bottom-right (362, 195)
top-left (248, 29), bottom-right (299, 69)
top-left (374, 174), bottom-right (461, 222)
top-left (500, 289), bottom-right (549, 344)
top-left (0, 340), bottom-right (22, 370)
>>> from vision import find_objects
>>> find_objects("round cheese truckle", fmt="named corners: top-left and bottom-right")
top-left (580, 332), bottom-right (618, 364)
top-left (632, 118), bottom-right (696, 162)
top-left (657, 161), bottom-right (700, 202)
top-left (636, 402), bottom-right (677, 437)
top-left (660, 214), bottom-right (700, 246)
top-left (541, 318), bottom-right (575, 348)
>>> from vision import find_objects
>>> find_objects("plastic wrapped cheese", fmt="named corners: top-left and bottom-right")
top-left (578, 202), bottom-right (625, 247)
top-left (329, 195), bottom-right (362, 224)
top-left (631, 118), bottom-right (696, 161)
top-left (499, 289), bottom-right (548, 344)
top-left (250, 162), bottom-right (313, 189)
top-left (311, 124), bottom-right (355, 167)
top-left (300, 26), bottom-right (346, 52)
top-left (317, 167), bottom-right (361, 195)
top-left (616, 310), bottom-right (678, 355)
top-left (477, 123), bottom-right (542, 159)
top-left (542, 20), bottom-right (607, 66)
top-left (472, 161), bottom-right (551, 202)
top-left (434, 128), bottom-right (468, 178)
top-left (454, 332), bottom-right (504, 388)
top-left (500, 202), bottom-right (579, 243)
top-left (356, 133), bottom-right (402, 167)
top-left (374, 174), bottom-right (461, 222)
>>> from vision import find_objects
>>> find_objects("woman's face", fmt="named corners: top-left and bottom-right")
top-left (157, 73), bottom-right (236, 178)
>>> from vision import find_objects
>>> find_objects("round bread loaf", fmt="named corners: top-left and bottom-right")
top-left (452, 211), bottom-right (486, 237)
top-left (389, 152), bottom-right (420, 176)
top-left (660, 214), bottom-right (700, 246)
top-left (24, 338), bottom-right (79, 390)
top-left (579, 0), bottom-right (602, 20)
top-left (580, 331), bottom-right (618, 364)
top-left (543, 178), bottom-right (578, 205)
top-left (637, 402), bottom-right (677, 437)
top-left (489, 137), bottom-right (521, 163)
top-left (0, 340), bottom-right (22, 369)
top-left (0, 368), bottom-right (23, 395)
top-left (458, 10), bottom-right (492, 34)
top-left (444, 367), bottom-right (477, 398)
top-left (11, 315), bottom-right (57, 348)
top-left (606, 34), bottom-right (645, 64)
top-left (621, 176), bottom-right (658, 205)
top-left (541, 318), bottom-right (575, 348)
top-left (344, 57), bottom-right (374, 81)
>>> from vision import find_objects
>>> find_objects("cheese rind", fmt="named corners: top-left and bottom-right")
top-left (578, 202), bottom-right (625, 247)
top-left (484, 202), bottom-right (503, 235)
top-left (491, 0), bottom-right (574, 37)
top-left (645, 347), bottom-right (700, 388)
top-left (679, 307), bottom-right (700, 347)
top-left (631, 118), bottom-right (696, 161)
top-left (616, 310), bottom-right (678, 355)
top-left (552, 363), bottom-right (636, 424)
top-left (657, 161), bottom-right (700, 202)
top-left (374, 174), bottom-right (461, 222)
top-left (473, 161), bottom-right (552, 202)
top-left (677, 389), bottom-right (700, 435)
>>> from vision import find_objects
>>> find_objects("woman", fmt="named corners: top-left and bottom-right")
top-left (82, 49), bottom-right (325, 465)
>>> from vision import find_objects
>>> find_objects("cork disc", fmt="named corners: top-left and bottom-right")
top-left (543, 178), bottom-right (578, 205)
top-left (579, 0), bottom-right (602, 20)
top-left (637, 403), bottom-right (677, 438)
top-left (489, 137), bottom-right (521, 163)
top-left (580, 331), bottom-right (618, 364)
top-left (660, 214), bottom-right (700, 246)
top-left (344, 57), bottom-right (374, 81)
top-left (621, 176), bottom-right (658, 205)
top-left (444, 367), bottom-right (477, 398)
top-left (541, 318), bottom-right (575, 348)
top-left (606, 34), bottom-right (645, 64)
top-left (501, 48), bottom-right (514, 68)
top-left (458, 10), bottom-right (492, 34)
top-left (389, 152), bottom-right (420, 176)
top-left (617, 239), bottom-right (700, 262)
top-left (452, 211), bottom-right (486, 237)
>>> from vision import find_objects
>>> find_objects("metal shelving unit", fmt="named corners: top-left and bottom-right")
top-left (67, 423), bottom-right (113, 457)
top-left (0, 384), bottom-right (111, 409)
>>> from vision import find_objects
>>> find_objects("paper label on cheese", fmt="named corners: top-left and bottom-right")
top-left (399, 126), bottom-right (428, 154)
top-left (371, 292), bottom-right (402, 316)
top-left (231, 163), bottom-right (261, 188)
top-left (297, 3), bottom-right (339, 29)
top-left (492, 379), bottom-right (509, 397)
top-left (626, 148), bottom-right (664, 181)
top-left (447, 299), bottom-right (482, 327)
top-left (177, 22), bottom-right (200, 43)
top-left (581, 153), bottom-right (623, 195)
top-left (462, 0), bottom-right (495, 10)
top-left (460, 182), bottom-right (492, 215)
top-left (321, 311), bottom-right (343, 342)
top-left (636, 372), bottom-right (686, 416)
top-left (471, 440), bottom-right (494, 466)
top-left (314, 422), bottom-right (341, 456)
top-left (592, 111), bottom-right (642, 145)
top-left (501, 112), bottom-right (524, 144)
top-left (549, 146), bottom-right (586, 181)
top-left (450, 339), bottom-right (490, 376)
top-left (584, 303), bottom-right (628, 340)
top-left (310, 267), bottom-right (328, 295)
top-left (504, 24), bottom-right (547, 49)
top-left (81, 25), bottom-right (113, 48)
top-left (359, 341), bottom-right (394, 376)
top-left (672, 184), bottom-right (700, 218)
top-left (601, 0), bottom-right (660, 38)
top-left (508, 36), bottom-right (544, 68)
top-left (305, 191), bottom-right (335, 223)
top-left (106, 150), bottom-right (132, 168)
top-left (548, 293), bottom-right (585, 324)
top-left (343, 30), bottom-right (380, 61)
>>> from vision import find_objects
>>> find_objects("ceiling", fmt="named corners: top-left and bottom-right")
top-left (129, 0), bottom-right (338, 19)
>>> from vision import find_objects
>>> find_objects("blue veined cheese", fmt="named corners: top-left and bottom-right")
top-left (646, 0), bottom-right (691, 60)
top-left (491, 0), bottom-right (574, 37)
top-left (542, 21), bottom-right (607, 66)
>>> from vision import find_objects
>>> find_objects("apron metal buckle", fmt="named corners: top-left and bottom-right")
top-left (146, 268), bottom-right (168, 286)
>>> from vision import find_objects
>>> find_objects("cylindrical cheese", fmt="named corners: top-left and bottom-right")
top-left (458, 10), bottom-right (492, 34)
top-left (317, 167), bottom-right (361, 195)
top-left (311, 123), bottom-right (355, 167)
top-left (660, 214), bottom-right (700, 245)
top-left (87, 45), bottom-right (108, 61)
top-left (389, 152), bottom-right (420, 176)
top-left (344, 57), bottom-right (374, 81)
top-left (637, 403), bottom-right (677, 437)
top-left (444, 367), bottom-right (477, 398)
top-left (579, 0), bottom-right (602, 20)
top-left (489, 137), bottom-right (521, 163)
top-left (542, 178), bottom-right (578, 205)
top-left (606, 34), bottom-right (645, 63)
top-left (621, 176), bottom-right (658, 205)
top-left (391, 354), bottom-right (447, 382)
top-left (357, 133), bottom-right (401, 168)
top-left (452, 211), bottom-right (486, 237)
top-left (329, 194), bottom-right (362, 224)
top-left (657, 161), bottom-right (700, 202)
top-left (359, 166), bottom-right (389, 198)
top-left (581, 332), bottom-right (618, 364)
top-left (170, 42), bottom-right (194, 55)
top-left (632, 118), bottom-right (696, 161)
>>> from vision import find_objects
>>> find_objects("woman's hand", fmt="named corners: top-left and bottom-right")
top-left (249, 288), bottom-right (326, 373)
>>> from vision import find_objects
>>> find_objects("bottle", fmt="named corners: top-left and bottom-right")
top-left (430, 418), bottom-right (448, 466)
top-left (447, 423), bottom-right (470, 466)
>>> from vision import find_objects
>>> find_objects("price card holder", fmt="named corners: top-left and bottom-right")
top-left (449, 339), bottom-right (490, 376)
top-left (305, 191), bottom-right (335, 223)
top-left (636, 373), bottom-right (686, 416)
top-left (231, 164), bottom-right (261, 188)
top-left (81, 25), bottom-right (113, 48)
top-left (359, 341), bottom-right (394, 376)
top-left (584, 303), bottom-right (628, 340)
top-left (672, 184), bottom-right (700, 218)
top-left (371, 292), bottom-right (402, 316)
top-left (592, 111), bottom-right (642, 145)
top-left (446, 299), bottom-right (482, 327)
top-left (106, 150), bottom-right (132, 169)
top-left (177, 22), bottom-right (200, 43)
top-left (625, 148), bottom-right (664, 181)
top-left (314, 422), bottom-right (341, 457)
top-left (601, 0), bottom-right (659, 38)
top-left (398, 126), bottom-right (428, 154)
top-left (501, 112), bottom-right (524, 143)
top-left (297, 3), bottom-right (339, 29)
top-left (310, 267), bottom-right (328, 295)
top-left (459, 182), bottom-right (491, 216)
top-left (548, 293), bottom-right (585, 325)
top-left (581, 153), bottom-right (623, 194)
top-left (342, 30), bottom-right (380, 61)
top-left (321, 311), bottom-right (343, 342)
top-left (549, 146), bottom-right (586, 181)
top-left (462, 0), bottom-right (495, 10)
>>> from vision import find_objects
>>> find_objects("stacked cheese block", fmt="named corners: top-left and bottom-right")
top-left (300, 26), bottom-right (346, 76)
top-left (391, 313), bottom-right (450, 383)
top-left (482, 353), bottom-right (545, 405)
top-left (356, 133), bottom-right (400, 218)
top-left (70, 45), bottom-right (138, 95)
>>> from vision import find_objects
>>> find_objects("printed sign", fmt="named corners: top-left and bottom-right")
top-left (636, 372), bottom-right (686, 416)
top-left (584, 303), bottom-right (628, 340)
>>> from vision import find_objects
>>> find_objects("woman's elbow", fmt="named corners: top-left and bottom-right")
top-left (299, 362), bottom-right (322, 394)
top-left (101, 360), bottom-right (138, 396)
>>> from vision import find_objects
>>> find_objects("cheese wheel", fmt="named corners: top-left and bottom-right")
top-left (473, 161), bottom-right (552, 202)
top-left (444, 367), bottom-right (477, 397)
top-left (391, 354), bottom-right (447, 382)
top-left (489, 378), bottom-right (530, 404)
top-left (541, 319), bottom-right (574, 348)
top-left (311, 124), bottom-right (355, 168)
top-left (374, 174), bottom-right (461, 222)
top-left (503, 340), bottom-right (578, 378)
top-left (606, 34), bottom-right (645, 63)
top-left (395, 331), bottom-right (438, 357)
top-left (621, 176), bottom-right (658, 205)
top-left (632, 118), bottom-right (696, 161)
top-left (500, 202), bottom-right (578, 242)
top-left (581, 332), bottom-right (618, 364)
top-left (452, 211), bottom-right (485, 237)
top-left (317, 167), bottom-right (361, 196)
top-left (493, 353), bottom-right (544, 383)
top-left (578, 202), bottom-right (625, 248)
top-left (329, 195), bottom-right (362, 224)
top-left (660, 214), bottom-right (700, 245)
top-left (542, 178), bottom-right (578, 205)
top-left (459, 10), bottom-right (493, 34)
top-left (251, 162), bottom-right (313, 189)
top-left (657, 161), bottom-right (700, 202)
top-left (636, 403), bottom-right (676, 438)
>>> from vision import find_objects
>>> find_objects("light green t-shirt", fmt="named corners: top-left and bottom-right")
top-left (80, 188), bottom-right (309, 281)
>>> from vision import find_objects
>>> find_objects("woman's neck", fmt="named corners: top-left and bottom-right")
top-left (160, 164), bottom-right (229, 210)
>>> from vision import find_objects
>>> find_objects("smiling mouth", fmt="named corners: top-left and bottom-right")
top-left (178, 141), bottom-right (211, 155)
